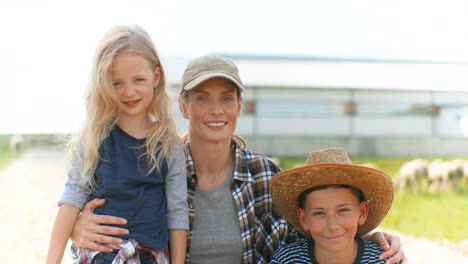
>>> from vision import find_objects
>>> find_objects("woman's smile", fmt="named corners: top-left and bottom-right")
top-left (204, 121), bottom-right (227, 128)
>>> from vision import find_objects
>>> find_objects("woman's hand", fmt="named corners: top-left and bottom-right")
top-left (368, 231), bottom-right (407, 264)
top-left (70, 198), bottom-right (129, 252)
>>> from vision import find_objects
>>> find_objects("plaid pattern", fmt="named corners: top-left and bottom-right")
top-left (71, 239), bottom-right (169, 264)
top-left (184, 141), bottom-right (305, 264)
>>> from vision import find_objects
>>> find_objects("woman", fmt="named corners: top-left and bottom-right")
top-left (71, 55), bottom-right (406, 264)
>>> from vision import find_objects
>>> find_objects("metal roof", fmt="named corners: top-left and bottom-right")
top-left (164, 55), bottom-right (468, 92)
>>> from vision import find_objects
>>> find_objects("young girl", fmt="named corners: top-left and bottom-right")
top-left (46, 25), bottom-right (188, 264)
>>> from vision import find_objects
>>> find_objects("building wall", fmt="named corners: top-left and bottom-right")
top-left (239, 88), bottom-right (468, 137)
top-left (170, 85), bottom-right (468, 156)
top-left (243, 135), bottom-right (468, 158)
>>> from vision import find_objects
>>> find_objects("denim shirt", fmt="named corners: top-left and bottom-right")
top-left (59, 126), bottom-right (188, 249)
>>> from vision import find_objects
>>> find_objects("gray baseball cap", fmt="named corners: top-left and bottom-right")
top-left (180, 55), bottom-right (244, 93)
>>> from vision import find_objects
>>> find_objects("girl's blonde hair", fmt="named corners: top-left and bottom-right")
top-left (67, 25), bottom-right (177, 187)
top-left (179, 86), bottom-right (247, 150)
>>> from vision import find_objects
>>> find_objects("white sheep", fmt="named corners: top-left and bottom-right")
top-left (428, 159), bottom-right (447, 192)
top-left (427, 159), bottom-right (465, 192)
top-left (445, 159), bottom-right (466, 192)
top-left (394, 159), bottom-right (429, 194)
top-left (9, 134), bottom-right (24, 154)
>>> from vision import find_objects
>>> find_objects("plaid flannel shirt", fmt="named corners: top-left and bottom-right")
top-left (184, 141), bottom-right (305, 264)
top-left (71, 239), bottom-right (169, 264)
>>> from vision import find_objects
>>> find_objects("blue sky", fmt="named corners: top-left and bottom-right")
top-left (2, 0), bottom-right (468, 134)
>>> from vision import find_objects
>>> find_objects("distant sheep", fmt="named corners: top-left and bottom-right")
top-left (9, 135), bottom-right (24, 153)
top-left (394, 158), bottom-right (468, 193)
top-left (446, 159), bottom-right (466, 191)
top-left (428, 159), bottom-right (447, 192)
top-left (428, 159), bottom-right (466, 192)
top-left (462, 163), bottom-right (468, 191)
top-left (394, 159), bottom-right (428, 193)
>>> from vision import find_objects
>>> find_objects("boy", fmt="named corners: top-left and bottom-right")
top-left (270, 148), bottom-right (400, 264)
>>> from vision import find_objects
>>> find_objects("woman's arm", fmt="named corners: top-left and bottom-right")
top-left (363, 231), bottom-right (407, 264)
top-left (46, 204), bottom-right (81, 264)
top-left (69, 198), bottom-right (129, 252)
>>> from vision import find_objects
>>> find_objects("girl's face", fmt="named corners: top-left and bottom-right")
top-left (111, 53), bottom-right (160, 125)
top-left (298, 187), bottom-right (369, 255)
top-left (179, 77), bottom-right (242, 145)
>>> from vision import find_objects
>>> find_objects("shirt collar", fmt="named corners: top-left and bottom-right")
top-left (185, 141), bottom-right (254, 188)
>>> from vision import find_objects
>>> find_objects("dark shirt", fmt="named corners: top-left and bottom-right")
top-left (89, 125), bottom-right (168, 250)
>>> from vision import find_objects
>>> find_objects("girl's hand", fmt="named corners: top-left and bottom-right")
top-left (369, 231), bottom-right (407, 264)
top-left (70, 198), bottom-right (129, 252)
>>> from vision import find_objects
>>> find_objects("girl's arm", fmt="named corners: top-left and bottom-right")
top-left (363, 231), bottom-right (407, 264)
top-left (165, 139), bottom-right (189, 264)
top-left (46, 204), bottom-right (81, 264)
top-left (169, 229), bottom-right (188, 264)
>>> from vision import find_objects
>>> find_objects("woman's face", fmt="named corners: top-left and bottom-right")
top-left (179, 77), bottom-right (242, 144)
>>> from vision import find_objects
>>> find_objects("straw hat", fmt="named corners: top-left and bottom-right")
top-left (270, 148), bottom-right (394, 237)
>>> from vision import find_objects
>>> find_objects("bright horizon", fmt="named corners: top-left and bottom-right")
top-left (2, 0), bottom-right (468, 134)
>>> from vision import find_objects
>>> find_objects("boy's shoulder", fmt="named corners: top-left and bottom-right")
top-left (360, 239), bottom-right (400, 264)
top-left (271, 241), bottom-right (312, 263)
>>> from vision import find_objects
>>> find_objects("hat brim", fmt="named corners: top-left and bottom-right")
top-left (182, 72), bottom-right (244, 92)
top-left (270, 163), bottom-right (394, 237)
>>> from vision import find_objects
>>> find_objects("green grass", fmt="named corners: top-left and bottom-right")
top-left (0, 148), bottom-right (16, 168)
top-left (382, 191), bottom-right (468, 241)
top-left (351, 156), bottom-right (413, 179)
top-left (0, 135), bottom-right (18, 169)
top-left (0, 134), bottom-right (62, 171)
top-left (278, 156), bottom-right (468, 242)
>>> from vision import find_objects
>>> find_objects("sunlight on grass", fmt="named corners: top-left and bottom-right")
top-left (0, 135), bottom-right (17, 170)
top-left (382, 192), bottom-right (468, 241)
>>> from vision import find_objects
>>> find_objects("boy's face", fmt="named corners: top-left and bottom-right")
top-left (298, 187), bottom-right (369, 254)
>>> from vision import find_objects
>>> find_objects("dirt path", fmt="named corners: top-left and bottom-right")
top-left (0, 148), bottom-right (72, 263)
top-left (377, 229), bottom-right (468, 264)
top-left (0, 148), bottom-right (467, 263)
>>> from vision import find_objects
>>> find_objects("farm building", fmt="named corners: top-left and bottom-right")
top-left (165, 55), bottom-right (468, 157)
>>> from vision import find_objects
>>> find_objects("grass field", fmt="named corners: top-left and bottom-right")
top-left (0, 135), bottom-right (19, 169)
top-left (383, 191), bottom-right (468, 241)
top-left (0, 134), bottom-right (62, 170)
top-left (278, 156), bottom-right (468, 242)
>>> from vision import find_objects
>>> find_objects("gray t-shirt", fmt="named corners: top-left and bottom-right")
top-left (189, 175), bottom-right (243, 264)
